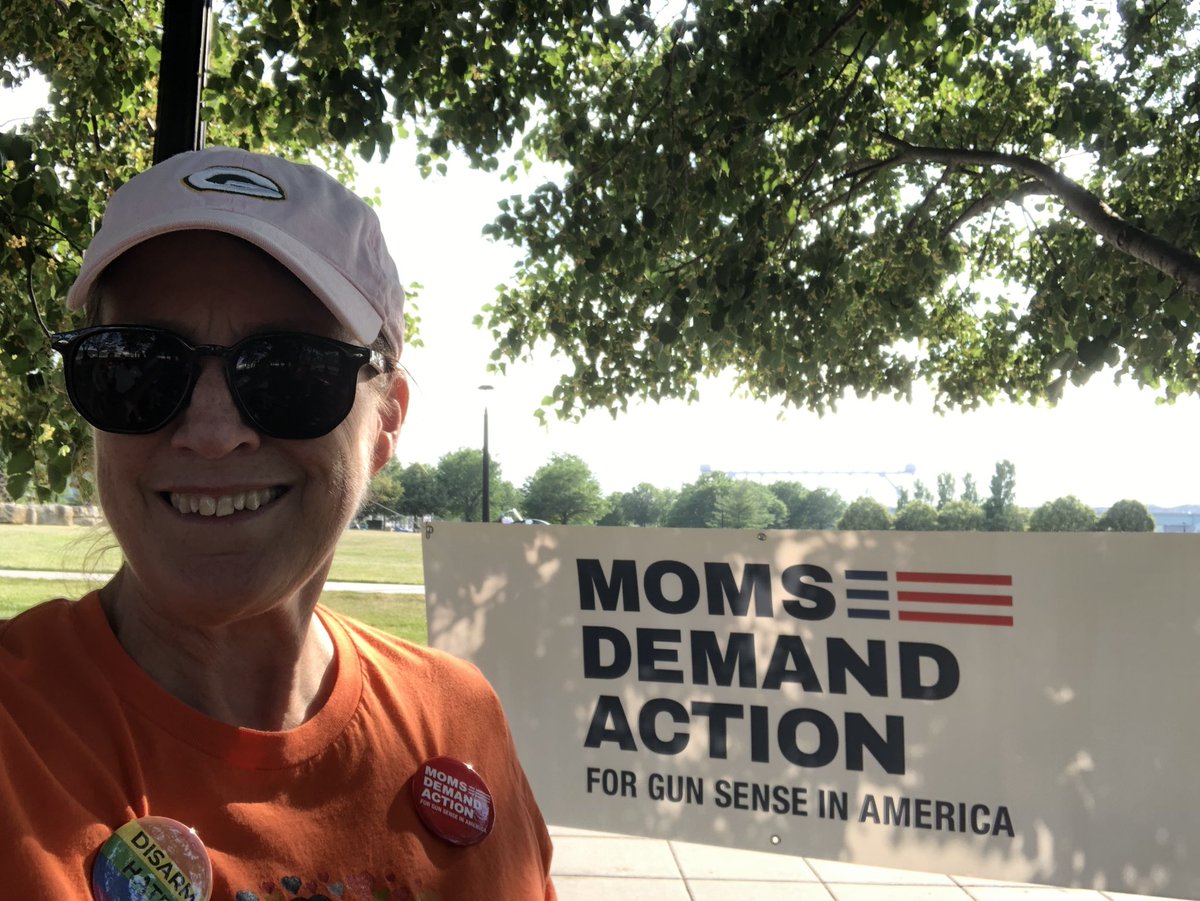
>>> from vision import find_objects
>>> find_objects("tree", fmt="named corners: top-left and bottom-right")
top-left (10, 2), bottom-right (1200, 490)
top-left (482, 3), bottom-right (1200, 421)
top-left (936, 499), bottom-right (985, 532)
top-left (490, 479), bottom-right (524, 521)
top-left (982, 460), bottom-right (1022, 531)
top-left (617, 482), bottom-right (675, 527)
top-left (434, 448), bottom-right (513, 522)
top-left (961, 474), bottom-right (980, 506)
top-left (596, 492), bottom-right (626, 526)
top-left (398, 462), bottom-right (443, 517)
top-left (789, 487), bottom-right (845, 530)
top-left (837, 497), bottom-right (893, 531)
top-left (1028, 496), bottom-right (1098, 532)
top-left (935, 473), bottom-right (956, 510)
top-left (1097, 499), bottom-right (1155, 532)
top-left (768, 480), bottom-right (808, 523)
top-left (0, 0), bottom-right (616, 494)
top-left (893, 501), bottom-right (938, 531)
top-left (990, 506), bottom-right (1030, 533)
top-left (666, 471), bottom-right (734, 528)
top-left (522, 453), bottom-right (605, 524)
top-left (912, 480), bottom-right (935, 506)
top-left (710, 480), bottom-right (785, 529)
top-left (361, 458), bottom-right (405, 521)
top-left (768, 481), bottom-right (846, 530)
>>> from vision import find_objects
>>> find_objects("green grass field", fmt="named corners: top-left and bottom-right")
top-left (0, 524), bottom-right (429, 643)
top-left (0, 524), bottom-right (424, 584)
top-left (0, 577), bottom-right (428, 644)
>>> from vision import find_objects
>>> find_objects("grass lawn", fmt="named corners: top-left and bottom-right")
top-left (0, 524), bottom-right (424, 584)
top-left (0, 578), bottom-right (86, 617)
top-left (327, 529), bottom-right (423, 584)
top-left (0, 525), bottom-right (122, 574)
top-left (322, 592), bottom-right (427, 644)
top-left (0, 577), bottom-right (427, 644)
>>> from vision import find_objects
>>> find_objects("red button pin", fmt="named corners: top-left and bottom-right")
top-left (411, 756), bottom-right (496, 846)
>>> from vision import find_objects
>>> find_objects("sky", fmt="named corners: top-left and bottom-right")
top-left (4, 78), bottom-right (1199, 510)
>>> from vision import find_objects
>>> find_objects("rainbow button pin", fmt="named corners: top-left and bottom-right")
top-left (92, 816), bottom-right (213, 901)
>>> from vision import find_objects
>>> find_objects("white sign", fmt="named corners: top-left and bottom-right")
top-left (422, 523), bottom-right (1200, 897)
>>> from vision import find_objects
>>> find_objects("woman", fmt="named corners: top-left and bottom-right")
top-left (2, 147), bottom-right (556, 899)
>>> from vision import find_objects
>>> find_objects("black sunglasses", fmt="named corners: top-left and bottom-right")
top-left (50, 325), bottom-right (387, 439)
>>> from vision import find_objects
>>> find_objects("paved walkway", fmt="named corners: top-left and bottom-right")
top-left (547, 826), bottom-right (1185, 900)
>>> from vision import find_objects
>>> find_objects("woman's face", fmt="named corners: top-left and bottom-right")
top-left (93, 231), bottom-right (404, 626)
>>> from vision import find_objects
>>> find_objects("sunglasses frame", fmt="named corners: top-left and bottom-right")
top-left (50, 325), bottom-right (388, 439)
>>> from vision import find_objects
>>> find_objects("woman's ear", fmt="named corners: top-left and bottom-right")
top-left (371, 372), bottom-right (409, 475)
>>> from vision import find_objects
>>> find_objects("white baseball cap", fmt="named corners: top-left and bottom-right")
top-left (66, 147), bottom-right (405, 354)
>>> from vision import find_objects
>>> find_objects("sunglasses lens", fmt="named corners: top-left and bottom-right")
top-left (233, 335), bottom-right (361, 439)
top-left (66, 329), bottom-right (191, 433)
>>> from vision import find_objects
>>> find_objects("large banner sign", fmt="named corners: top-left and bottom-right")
top-left (422, 523), bottom-right (1200, 897)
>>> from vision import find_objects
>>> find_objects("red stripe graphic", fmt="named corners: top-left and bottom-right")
top-left (897, 591), bottom-right (1013, 607)
top-left (898, 611), bottom-right (1014, 627)
top-left (896, 571), bottom-right (1012, 586)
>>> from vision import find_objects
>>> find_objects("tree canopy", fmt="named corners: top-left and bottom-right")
top-left (936, 498), bottom-right (985, 531)
top-left (522, 453), bottom-right (605, 524)
top-left (1096, 498), bottom-right (1155, 532)
top-left (837, 496), bottom-right (893, 531)
top-left (1028, 494), bottom-right (1098, 531)
top-left (614, 482), bottom-right (676, 526)
top-left (711, 479), bottom-right (785, 529)
top-left (2, 0), bottom-right (599, 495)
top-left (433, 447), bottom-right (517, 522)
top-left (6, 1), bottom-right (1200, 495)
top-left (982, 459), bottom-right (1022, 530)
top-left (893, 500), bottom-right (938, 531)
top-left (482, 1), bottom-right (1200, 420)
top-left (361, 458), bottom-right (405, 521)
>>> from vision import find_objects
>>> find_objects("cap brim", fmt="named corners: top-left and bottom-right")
top-left (66, 210), bottom-right (384, 345)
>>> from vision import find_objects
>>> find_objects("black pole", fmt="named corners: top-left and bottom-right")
top-left (481, 407), bottom-right (490, 523)
top-left (153, 0), bottom-right (212, 163)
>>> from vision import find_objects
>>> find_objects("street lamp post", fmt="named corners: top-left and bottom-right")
top-left (479, 384), bottom-right (494, 522)
top-left (154, 0), bottom-right (213, 163)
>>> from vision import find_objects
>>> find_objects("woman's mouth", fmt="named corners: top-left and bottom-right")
top-left (166, 487), bottom-right (284, 517)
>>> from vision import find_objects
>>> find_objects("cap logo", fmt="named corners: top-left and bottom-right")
top-left (183, 166), bottom-right (285, 200)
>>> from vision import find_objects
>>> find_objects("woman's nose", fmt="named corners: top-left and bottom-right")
top-left (169, 359), bottom-right (262, 457)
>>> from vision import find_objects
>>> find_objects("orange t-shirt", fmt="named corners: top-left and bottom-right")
top-left (0, 593), bottom-right (556, 900)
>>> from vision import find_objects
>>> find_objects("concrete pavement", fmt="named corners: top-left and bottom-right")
top-left (547, 825), bottom-right (1187, 901)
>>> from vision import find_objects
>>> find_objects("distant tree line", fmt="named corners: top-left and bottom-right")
top-left (366, 452), bottom-right (1158, 533)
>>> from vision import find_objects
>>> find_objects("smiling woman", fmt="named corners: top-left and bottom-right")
top-left (0, 148), bottom-right (556, 900)
top-left (88, 230), bottom-right (388, 630)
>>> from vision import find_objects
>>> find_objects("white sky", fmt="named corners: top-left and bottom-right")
top-left (5, 78), bottom-right (1199, 510)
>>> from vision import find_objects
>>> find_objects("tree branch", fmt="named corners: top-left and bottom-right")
top-left (904, 165), bottom-right (954, 232)
top-left (943, 179), bottom-right (1046, 236)
top-left (811, 1), bottom-right (868, 57)
top-left (879, 134), bottom-right (1200, 294)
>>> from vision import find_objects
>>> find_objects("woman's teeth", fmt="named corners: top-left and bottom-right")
top-left (169, 488), bottom-right (278, 517)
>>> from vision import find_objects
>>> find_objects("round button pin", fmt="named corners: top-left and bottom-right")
top-left (92, 815), bottom-right (213, 901)
top-left (411, 756), bottom-right (496, 846)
